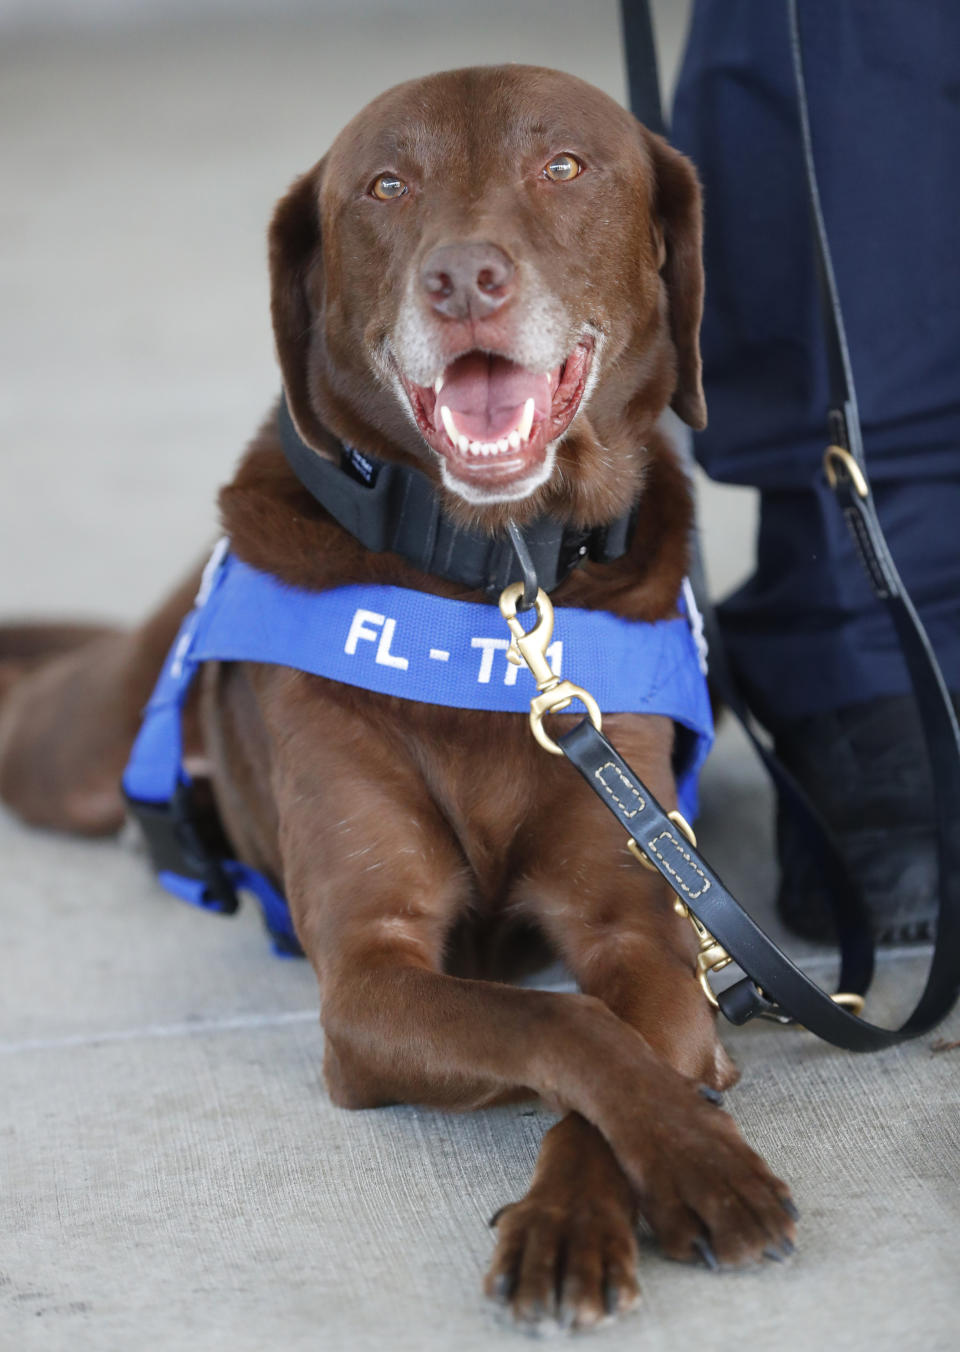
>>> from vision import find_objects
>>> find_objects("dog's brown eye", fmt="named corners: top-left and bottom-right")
top-left (543, 153), bottom-right (583, 182)
top-left (371, 173), bottom-right (408, 201)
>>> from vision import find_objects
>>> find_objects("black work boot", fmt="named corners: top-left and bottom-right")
top-left (773, 694), bottom-right (955, 946)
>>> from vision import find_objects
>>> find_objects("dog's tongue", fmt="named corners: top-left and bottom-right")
top-left (436, 353), bottom-right (556, 442)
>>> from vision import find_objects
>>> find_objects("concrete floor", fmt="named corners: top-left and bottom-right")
top-left (1, 6), bottom-right (957, 1350)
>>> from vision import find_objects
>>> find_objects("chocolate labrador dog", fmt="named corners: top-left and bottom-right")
top-left (0, 66), bottom-right (795, 1329)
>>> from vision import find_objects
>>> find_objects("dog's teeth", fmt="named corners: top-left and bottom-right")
top-left (508, 430), bottom-right (521, 450)
top-left (518, 397), bottom-right (535, 442)
top-left (457, 434), bottom-right (469, 453)
top-left (439, 404), bottom-right (458, 444)
top-left (434, 376), bottom-right (444, 395)
top-left (468, 441), bottom-right (483, 457)
top-left (497, 438), bottom-right (509, 454)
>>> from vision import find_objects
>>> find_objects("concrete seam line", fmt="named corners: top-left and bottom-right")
top-left (0, 947), bottom-right (929, 1055)
top-left (0, 1008), bottom-right (319, 1056)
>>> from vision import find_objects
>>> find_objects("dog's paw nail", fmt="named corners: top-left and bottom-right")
top-left (763, 1246), bottom-right (784, 1264)
top-left (602, 1281), bottom-right (621, 1316)
top-left (488, 1271), bottom-right (512, 1302)
top-left (691, 1236), bottom-right (719, 1271)
top-left (780, 1237), bottom-right (795, 1257)
top-left (780, 1197), bottom-right (800, 1221)
top-left (488, 1205), bottom-right (508, 1228)
top-left (514, 1297), bottom-right (551, 1329)
top-left (697, 1084), bottom-right (724, 1106)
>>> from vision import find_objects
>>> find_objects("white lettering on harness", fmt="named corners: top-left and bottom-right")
top-left (345, 609), bottom-right (561, 685)
top-left (471, 637), bottom-right (563, 684)
top-left (344, 609), bottom-right (410, 670)
top-left (471, 637), bottom-right (511, 683)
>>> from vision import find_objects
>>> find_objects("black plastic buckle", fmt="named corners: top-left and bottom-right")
top-left (125, 783), bottom-right (240, 915)
top-left (718, 977), bottom-right (791, 1026)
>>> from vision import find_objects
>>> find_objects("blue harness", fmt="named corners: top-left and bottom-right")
top-left (122, 541), bottom-right (713, 955)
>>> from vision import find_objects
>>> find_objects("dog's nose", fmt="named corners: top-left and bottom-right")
top-left (420, 243), bottom-right (515, 320)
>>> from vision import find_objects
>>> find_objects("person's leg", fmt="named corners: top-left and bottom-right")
top-left (669, 0), bottom-right (960, 939)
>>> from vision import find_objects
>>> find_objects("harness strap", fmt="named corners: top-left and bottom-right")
top-left (123, 545), bottom-right (712, 956)
top-left (122, 541), bottom-right (302, 955)
top-left (278, 396), bottom-right (638, 599)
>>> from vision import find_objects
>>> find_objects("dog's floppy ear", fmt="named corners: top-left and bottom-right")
top-left (268, 160), bottom-right (328, 448)
top-left (644, 132), bottom-right (707, 430)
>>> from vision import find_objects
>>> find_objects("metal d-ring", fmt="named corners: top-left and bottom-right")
top-left (824, 444), bottom-right (869, 499)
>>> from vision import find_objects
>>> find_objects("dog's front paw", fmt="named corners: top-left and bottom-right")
top-left (484, 1192), bottom-right (640, 1332)
top-left (626, 1091), bottom-right (798, 1270)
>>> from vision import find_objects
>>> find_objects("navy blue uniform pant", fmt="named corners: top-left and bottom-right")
top-left (667, 0), bottom-right (960, 725)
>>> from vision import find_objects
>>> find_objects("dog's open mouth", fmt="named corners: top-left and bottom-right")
top-left (400, 339), bottom-right (594, 498)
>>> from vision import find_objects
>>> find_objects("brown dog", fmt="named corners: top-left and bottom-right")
top-left (0, 66), bottom-right (795, 1330)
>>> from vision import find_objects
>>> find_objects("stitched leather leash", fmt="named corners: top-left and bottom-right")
top-left (496, 572), bottom-right (938, 1050)
top-left (534, 0), bottom-right (960, 1049)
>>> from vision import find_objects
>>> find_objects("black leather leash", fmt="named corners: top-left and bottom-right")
top-left (278, 395), bottom-right (637, 600)
top-left (554, 717), bottom-right (952, 1050)
top-left (621, 0), bottom-right (665, 136)
top-left (786, 0), bottom-right (960, 1028)
top-left (560, 0), bottom-right (960, 1048)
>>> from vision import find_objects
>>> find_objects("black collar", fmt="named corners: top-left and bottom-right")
top-left (277, 396), bottom-right (636, 598)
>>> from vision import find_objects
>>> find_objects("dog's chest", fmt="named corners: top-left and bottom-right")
top-left (216, 662), bottom-right (543, 895)
top-left (400, 703), bottom-right (557, 903)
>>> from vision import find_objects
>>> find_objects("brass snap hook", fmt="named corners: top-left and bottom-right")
top-left (499, 582), bottom-right (559, 689)
top-left (498, 582), bottom-right (602, 755)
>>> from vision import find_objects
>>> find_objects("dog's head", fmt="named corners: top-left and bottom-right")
top-left (269, 65), bottom-right (704, 527)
